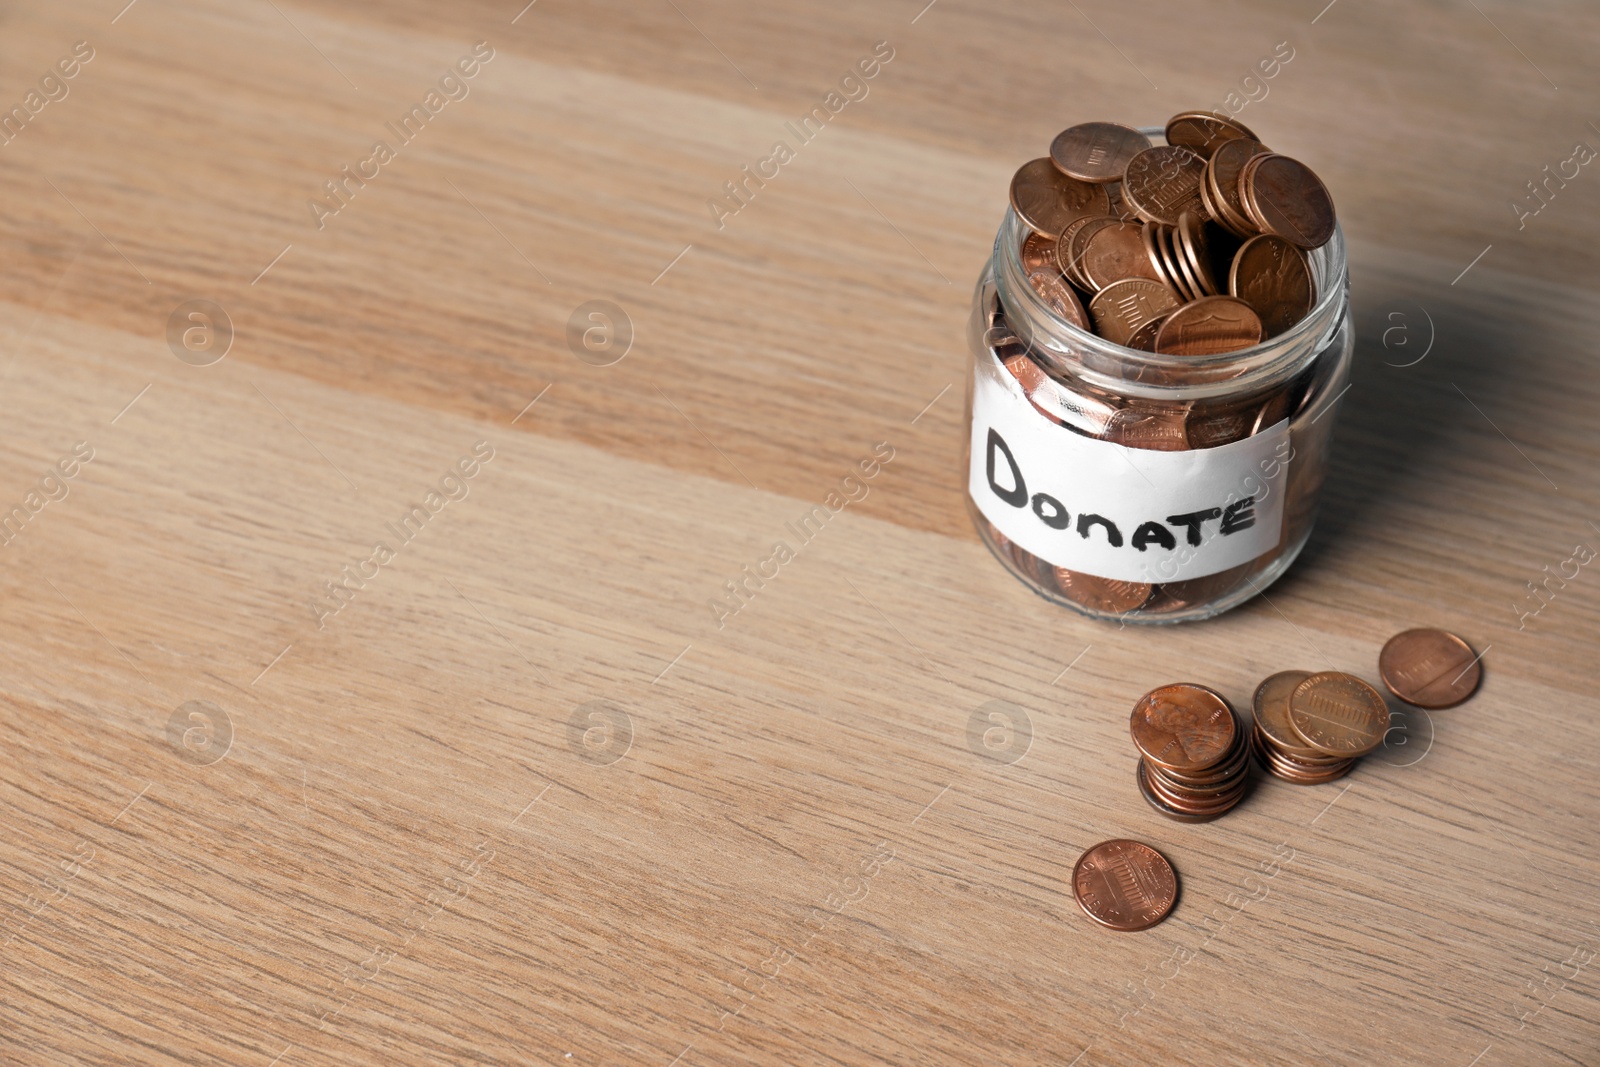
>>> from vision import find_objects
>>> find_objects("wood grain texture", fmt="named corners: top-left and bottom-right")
top-left (1, 2), bottom-right (1598, 1065)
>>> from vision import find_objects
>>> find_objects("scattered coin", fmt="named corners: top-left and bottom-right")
top-left (1379, 629), bottom-right (1482, 708)
top-left (1011, 157), bottom-right (1113, 237)
top-left (1122, 146), bottom-right (1208, 227)
top-left (1230, 234), bottom-right (1314, 339)
top-left (1153, 296), bottom-right (1263, 355)
top-left (1051, 122), bottom-right (1153, 183)
top-left (1288, 672), bottom-right (1389, 757)
top-left (1072, 839), bottom-right (1178, 931)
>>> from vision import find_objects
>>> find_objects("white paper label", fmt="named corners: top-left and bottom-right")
top-left (969, 351), bottom-right (1288, 583)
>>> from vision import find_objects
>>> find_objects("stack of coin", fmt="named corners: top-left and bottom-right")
top-left (1250, 670), bottom-right (1388, 784)
top-left (1129, 683), bottom-right (1252, 821)
top-left (1011, 111), bottom-right (1336, 353)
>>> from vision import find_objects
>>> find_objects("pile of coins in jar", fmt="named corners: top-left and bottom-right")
top-left (1073, 628), bottom-right (1483, 929)
top-left (1010, 111), bottom-right (1337, 352)
top-left (982, 110), bottom-right (1346, 623)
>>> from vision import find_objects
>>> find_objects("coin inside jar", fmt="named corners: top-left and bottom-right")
top-left (1129, 683), bottom-right (1236, 772)
top-left (1288, 672), bottom-right (1389, 757)
top-left (1011, 157), bottom-right (1113, 237)
top-left (1089, 278), bottom-right (1181, 346)
top-left (1020, 231), bottom-right (1060, 274)
top-left (1153, 296), bottom-right (1263, 356)
top-left (1122, 146), bottom-right (1208, 227)
top-left (1072, 839), bottom-right (1178, 931)
top-left (1238, 153), bottom-right (1336, 249)
top-left (1164, 111), bottom-right (1259, 158)
top-left (1230, 234), bottom-right (1314, 339)
top-left (1049, 567), bottom-right (1152, 614)
top-left (1378, 628), bottom-right (1482, 708)
top-left (1175, 211), bottom-right (1220, 296)
top-left (1050, 121), bottom-right (1152, 183)
top-left (1027, 270), bottom-right (1090, 330)
top-left (1080, 221), bottom-right (1163, 290)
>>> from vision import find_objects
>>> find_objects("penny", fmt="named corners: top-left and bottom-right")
top-left (1158, 222), bottom-right (1203, 302)
top-left (1140, 222), bottom-right (1177, 293)
top-left (1250, 670), bottom-right (1327, 759)
top-left (1238, 153), bottom-right (1336, 249)
top-left (1136, 762), bottom-right (1232, 822)
top-left (1011, 157), bottom-right (1113, 237)
top-left (1176, 211), bottom-right (1220, 296)
top-left (1250, 388), bottom-right (1294, 434)
top-left (1122, 146), bottom-right (1208, 227)
top-left (1164, 110), bottom-right (1259, 158)
top-left (1288, 672), bottom-right (1389, 757)
top-left (1051, 122), bottom-right (1153, 183)
top-left (1184, 404), bottom-right (1252, 448)
top-left (1153, 296), bottom-right (1263, 356)
top-left (1106, 404), bottom-right (1190, 451)
top-left (1027, 270), bottom-right (1090, 331)
top-left (1125, 314), bottom-right (1167, 352)
top-left (1089, 278), bottom-right (1181, 346)
top-left (1206, 137), bottom-right (1269, 236)
top-left (1081, 221), bottom-right (1162, 290)
top-left (1059, 215), bottom-right (1120, 289)
top-left (1230, 234), bottom-right (1314, 339)
top-left (1021, 231), bottom-right (1060, 275)
top-left (1379, 629), bottom-right (1482, 708)
top-left (1049, 567), bottom-right (1152, 614)
top-left (1129, 683), bottom-right (1236, 772)
top-left (1072, 839), bottom-right (1178, 931)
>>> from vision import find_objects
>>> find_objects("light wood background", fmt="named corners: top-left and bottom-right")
top-left (1, 1), bottom-right (1598, 1064)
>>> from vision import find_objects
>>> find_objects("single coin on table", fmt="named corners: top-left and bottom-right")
top-left (1379, 628), bottom-right (1483, 708)
top-left (1153, 296), bottom-right (1263, 356)
top-left (1251, 670), bottom-right (1329, 759)
top-left (1164, 111), bottom-right (1259, 158)
top-left (1027, 270), bottom-right (1090, 331)
top-left (1089, 278), bottom-right (1182, 346)
top-left (1050, 122), bottom-right (1152, 183)
top-left (1122, 146), bottom-right (1208, 227)
top-left (1011, 157), bottom-right (1113, 237)
top-left (1238, 153), bottom-right (1336, 249)
top-left (1020, 231), bottom-right (1060, 274)
top-left (1230, 233), bottom-right (1314, 339)
top-left (1072, 839), bottom-right (1178, 931)
top-left (1081, 221), bottom-right (1162, 290)
top-left (1130, 682), bottom-right (1237, 773)
top-left (1288, 672), bottom-right (1390, 757)
top-left (1049, 567), bottom-right (1152, 614)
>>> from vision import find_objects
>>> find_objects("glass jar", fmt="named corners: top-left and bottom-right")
top-left (963, 158), bottom-right (1351, 624)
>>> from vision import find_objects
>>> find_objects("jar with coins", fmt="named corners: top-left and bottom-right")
top-left (965, 114), bottom-right (1352, 623)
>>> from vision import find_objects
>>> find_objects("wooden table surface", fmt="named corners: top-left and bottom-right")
top-left (3, 1), bottom-right (1598, 1064)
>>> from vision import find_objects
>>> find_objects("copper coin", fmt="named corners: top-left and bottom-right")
top-left (1027, 270), bottom-right (1090, 331)
top-left (1125, 314), bottom-right (1167, 352)
top-left (1049, 567), bottom-right (1152, 614)
top-left (1051, 122), bottom-right (1152, 183)
top-left (1250, 388), bottom-right (1293, 435)
top-left (1072, 839), bottom-right (1178, 930)
top-left (1129, 683), bottom-right (1236, 772)
top-left (1143, 560), bottom-right (1256, 612)
top-left (1122, 146), bottom-right (1207, 227)
top-left (1106, 403), bottom-right (1190, 451)
top-left (1089, 278), bottom-right (1181, 346)
top-left (1206, 137), bottom-right (1269, 235)
top-left (1176, 212), bottom-right (1220, 296)
top-left (1228, 234), bottom-right (1313, 339)
top-left (1254, 744), bottom-right (1354, 785)
top-left (1135, 762), bottom-right (1230, 823)
top-left (1140, 222), bottom-right (1177, 292)
top-left (1081, 221), bottom-right (1162, 290)
top-left (1379, 629), bottom-right (1482, 708)
top-left (1011, 157), bottom-right (1113, 237)
top-left (1059, 215), bottom-right (1120, 289)
top-left (1021, 231), bottom-right (1060, 275)
top-left (1105, 180), bottom-right (1133, 221)
top-left (1158, 222), bottom-right (1202, 302)
top-left (1153, 296), bottom-right (1263, 356)
top-left (1164, 111), bottom-right (1259, 158)
top-left (1250, 670), bottom-right (1327, 759)
top-left (1288, 672), bottom-right (1389, 757)
top-left (1146, 768), bottom-right (1247, 811)
top-left (1003, 352), bottom-right (1049, 395)
top-left (1184, 404), bottom-right (1252, 448)
top-left (1238, 154), bottom-right (1336, 250)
